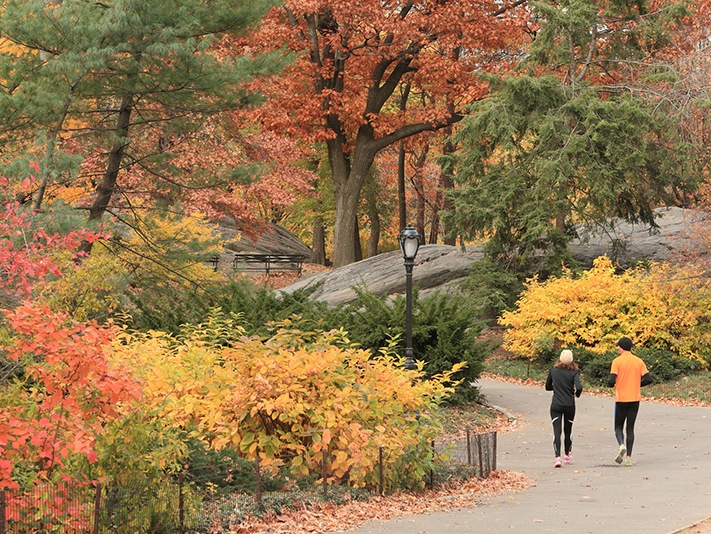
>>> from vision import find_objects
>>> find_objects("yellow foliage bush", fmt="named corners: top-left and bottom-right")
top-left (35, 248), bottom-right (125, 321)
top-left (499, 256), bottom-right (711, 363)
top-left (115, 312), bottom-right (462, 490)
top-left (116, 207), bottom-right (226, 288)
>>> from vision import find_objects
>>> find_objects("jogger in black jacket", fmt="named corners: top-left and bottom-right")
top-left (545, 349), bottom-right (583, 468)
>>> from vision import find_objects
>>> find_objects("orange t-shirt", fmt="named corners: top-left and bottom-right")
top-left (610, 351), bottom-right (649, 402)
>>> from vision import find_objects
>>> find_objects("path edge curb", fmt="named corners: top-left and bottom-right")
top-left (484, 402), bottom-right (518, 431)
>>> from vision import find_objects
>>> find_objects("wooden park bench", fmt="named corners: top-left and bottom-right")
top-left (206, 253), bottom-right (307, 275)
top-left (206, 255), bottom-right (220, 271)
top-left (232, 253), bottom-right (307, 276)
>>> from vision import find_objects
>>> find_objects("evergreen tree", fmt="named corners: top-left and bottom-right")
top-left (0, 0), bottom-right (283, 226)
top-left (444, 0), bottom-right (699, 275)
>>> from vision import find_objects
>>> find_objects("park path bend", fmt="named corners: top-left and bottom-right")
top-left (344, 378), bottom-right (711, 534)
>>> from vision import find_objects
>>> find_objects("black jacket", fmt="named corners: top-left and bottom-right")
top-left (545, 367), bottom-right (583, 407)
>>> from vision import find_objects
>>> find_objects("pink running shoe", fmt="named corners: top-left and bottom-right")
top-left (564, 453), bottom-right (573, 464)
top-left (554, 457), bottom-right (562, 468)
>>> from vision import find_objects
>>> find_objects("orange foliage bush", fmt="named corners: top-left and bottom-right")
top-left (0, 304), bottom-right (140, 488)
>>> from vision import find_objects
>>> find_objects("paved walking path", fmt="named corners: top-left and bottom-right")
top-left (345, 379), bottom-right (711, 534)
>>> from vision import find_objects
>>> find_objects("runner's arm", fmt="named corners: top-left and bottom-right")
top-left (575, 372), bottom-right (583, 397)
top-left (608, 373), bottom-right (617, 387)
top-left (641, 372), bottom-right (653, 387)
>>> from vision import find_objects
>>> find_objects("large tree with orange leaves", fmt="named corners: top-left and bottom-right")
top-left (244, 0), bottom-right (531, 267)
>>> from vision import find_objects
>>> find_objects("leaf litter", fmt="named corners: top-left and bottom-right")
top-left (228, 470), bottom-right (529, 534)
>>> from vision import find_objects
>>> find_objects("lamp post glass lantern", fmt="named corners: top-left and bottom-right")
top-left (398, 226), bottom-right (421, 370)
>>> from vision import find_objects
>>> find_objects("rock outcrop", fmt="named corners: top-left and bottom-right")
top-left (279, 206), bottom-right (709, 308)
top-left (208, 218), bottom-right (312, 271)
top-left (279, 244), bottom-right (484, 308)
top-left (569, 206), bottom-right (705, 267)
top-left (216, 218), bottom-right (312, 256)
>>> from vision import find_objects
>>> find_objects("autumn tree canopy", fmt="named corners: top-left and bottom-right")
top-left (245, 0), bottom-right (531, 267)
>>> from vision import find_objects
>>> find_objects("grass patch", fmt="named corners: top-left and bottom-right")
top-left (643, 373), bottom-right (711, 404)
top-left (485, 356), bottom-right (550, 382)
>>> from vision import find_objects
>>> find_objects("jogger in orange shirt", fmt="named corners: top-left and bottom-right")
top-left (608, 337), bottom-right (653, 465)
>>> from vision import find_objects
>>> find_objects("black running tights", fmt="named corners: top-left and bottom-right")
top-left (550, 403), bottom-right (576, 458)
top-left (614, 401), bottom-right (640, 456)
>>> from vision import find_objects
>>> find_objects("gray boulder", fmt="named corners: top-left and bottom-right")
top-left (569, 206), bottom-right (706, 267)
top-left (216, 217), bottom-right (312, 256)
top-left (207, 218), bottom-right (312, 271)
top-left (279, 244), bottom-right (484, 308)
top-left (278, 207), bottom-right (709, 308)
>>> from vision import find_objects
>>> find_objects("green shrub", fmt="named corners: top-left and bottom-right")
top-left (213, 281), bottom-right (328, 336)
top-left (181, 439), bottom-right (292, 496)
top-left (635, 347), bottom-right (702, 382)
top-left (573, 347), bottom-right (616, 387)
top-left (460, 256), bottom-right (523, 323)
top-left (322, 287), bottom-right (489, 404)
top-left (122, 279), bottom-right (327, 336)
top-left (121, 279), bottom-right (226, 334)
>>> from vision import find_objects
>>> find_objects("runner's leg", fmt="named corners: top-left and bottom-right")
top-left (550, 404), bottom-right (563, 458)
top-left (625, 402), bottom-right (640, 456)
top-left (563, 404), bottom-right (576, 456)
top-left (614, 402), bottom-right (628, 447)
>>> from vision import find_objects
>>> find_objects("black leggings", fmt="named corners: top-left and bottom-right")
top-left (550, 403), bottom-right (576, 457)
top-left (614, 401), bottom-right (640, 456)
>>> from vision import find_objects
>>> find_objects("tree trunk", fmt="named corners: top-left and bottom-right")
top-left (88, 94), bottom-right (133, 222)
top-left (412, 148), bottom-right (428, 241)
top-left (310, 219), bottom-right (327, 265)
top-left (555, 213), bottom-right (566, 233)
top-left (367, 221), bottom-right (380, 258)
top-left (332, 174), bottom-right (361, 267)
top-left (416, 183), bottom-right (425, 239)
top-left (330, 137), bottom-right (377, 267)
top-left (365, 176), bottom-right (380, 258)
top-left (440, 136), bottom-right (457, 246)
top-left (429, 188), bottom-right (441, 244)
top-left (398, 142), bottom-right (407, 231)
top-left (353, 217), bottom-right (363, 262)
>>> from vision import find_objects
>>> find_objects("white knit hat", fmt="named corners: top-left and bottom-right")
top-left (560, 349), bottom-right (573, 364)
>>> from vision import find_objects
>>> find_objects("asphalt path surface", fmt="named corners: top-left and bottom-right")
top-left (344, 378), bottom-right (711, 534)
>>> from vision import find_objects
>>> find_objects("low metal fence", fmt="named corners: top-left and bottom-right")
top-left (433, 430), bottom-right (497, 477)
top-left (0, 430), bottom-right (497, 533)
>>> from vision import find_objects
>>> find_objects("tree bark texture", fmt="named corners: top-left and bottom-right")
top-left (311, 220), bottom-right (327, 265)
top-left (88, 94), bottom-right (133, 222)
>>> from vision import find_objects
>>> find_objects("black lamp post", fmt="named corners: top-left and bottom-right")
top-left (398, 225), bottom-right (421, 370)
